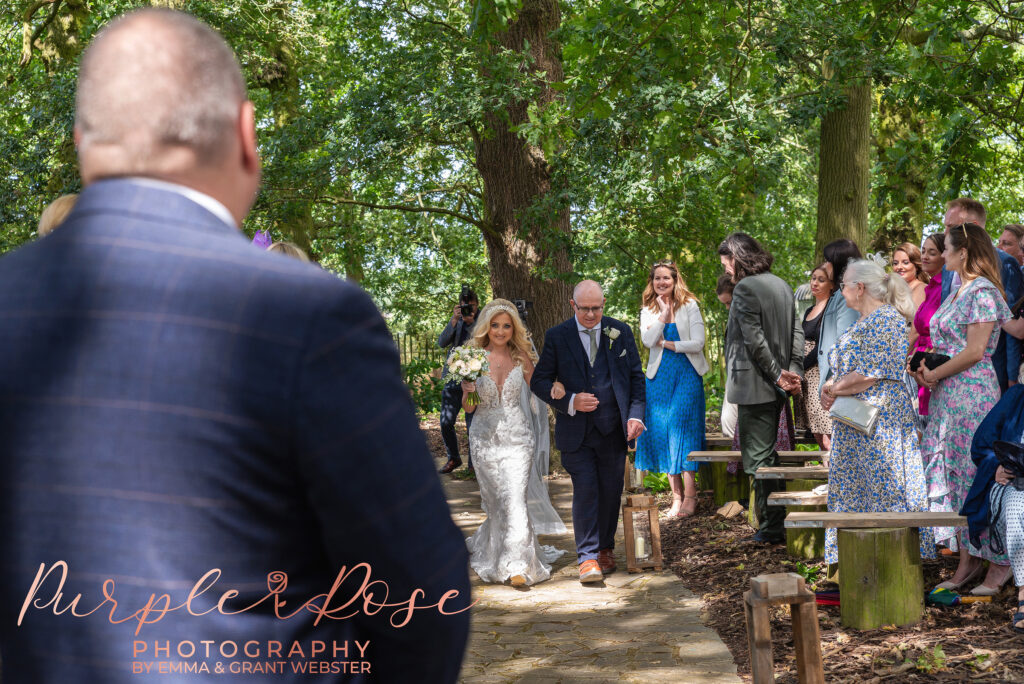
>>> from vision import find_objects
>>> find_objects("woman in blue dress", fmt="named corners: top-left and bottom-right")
top-left (636, 260), bottom-right (709, 517)
top-left (819, 257), bottom-right (934, 563)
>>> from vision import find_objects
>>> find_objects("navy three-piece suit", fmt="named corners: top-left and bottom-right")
top-left (0, 179), bottom-right (470, 682)
top-left (531, 316), bottom-right (645, 563)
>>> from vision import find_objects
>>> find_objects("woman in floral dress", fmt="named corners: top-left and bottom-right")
top-left (820, 258), bottom-right (933, 564)
top-left (917, 223), bottom-right (1012, 594)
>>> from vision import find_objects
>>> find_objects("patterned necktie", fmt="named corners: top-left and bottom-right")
top-left (585, 328), bottom-right (598, 365)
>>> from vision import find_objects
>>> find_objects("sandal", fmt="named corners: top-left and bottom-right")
top-left (970, 564), bottom-right (1013, 596)
top-left (677, 495), bottom-right (698, 518)
top-left (934, 559), bottom-right (984, 592)
top-left (1013, 601), bottom-right (1024, 635)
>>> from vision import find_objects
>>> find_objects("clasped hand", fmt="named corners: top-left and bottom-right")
top-left (995, 465), bottom-right (1016, 486)
top-left (777, 370), bottom-right (802, 396)
top-left (551, 382), bottom-right (601, 414)
top-left (819, 381), bottom-right (835, 411)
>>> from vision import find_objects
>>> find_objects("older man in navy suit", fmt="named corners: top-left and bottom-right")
top-left (531, 281), bottom-right (646, 583)
top-left (0, 9), bottom-right (469, 683)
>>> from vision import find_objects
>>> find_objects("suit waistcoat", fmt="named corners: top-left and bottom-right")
top-left (587, 338), bottom-right (620, 435)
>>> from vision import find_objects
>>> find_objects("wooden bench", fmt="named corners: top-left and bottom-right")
top-left (770, 484), bottom-right (828, 560)
top-left (785, 511), bottom-right (965, 528)
top-left (754, 466), bottom-right (828, 480)
top-left (784, 511), bottom-right (966, 629)
top-left (704, 434), bottom-right (734, 448)
top-left (689, 450), bottom-right (827, 464)
top-left (768, 490), bottom-right (827, 506)
top-left (704, 431), bottom-right (820, 447)
top-left (697, 435), bottom-right (743, 505)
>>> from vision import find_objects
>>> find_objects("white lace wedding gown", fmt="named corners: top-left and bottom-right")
top-left (466, 365), bottom-right (565, 585)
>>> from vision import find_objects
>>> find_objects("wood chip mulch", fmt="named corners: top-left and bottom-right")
top-left (419, 416), bottom-right (1024, 681)
top-left (659, 494), bottom-right (1024, 683)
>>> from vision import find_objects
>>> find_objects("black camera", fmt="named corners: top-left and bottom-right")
top-left (512, 299), bottom-right (533, 321)
top-left (459, 285), bottom-right (476, 318)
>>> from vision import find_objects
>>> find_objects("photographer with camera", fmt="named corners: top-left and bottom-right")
top-left (438, 286), bottom-right (480, 473)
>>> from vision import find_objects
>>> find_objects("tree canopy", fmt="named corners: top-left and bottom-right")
top-left (3, 0), bottom-right (1024, 338)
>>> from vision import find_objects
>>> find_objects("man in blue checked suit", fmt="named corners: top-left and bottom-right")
top-left (0, 9), bottom-right (469, 683)
top-left (531, 281), bottom-right (646, 583)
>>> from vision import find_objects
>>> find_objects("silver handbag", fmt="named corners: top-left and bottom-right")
top-left (829, 395), bottom-right (881, 436)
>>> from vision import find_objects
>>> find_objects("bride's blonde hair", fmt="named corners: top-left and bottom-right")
top-left (469, 298), bottom-right (538, 366)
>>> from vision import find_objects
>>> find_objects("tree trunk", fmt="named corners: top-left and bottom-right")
top-left (815, 81), bottom-right (871, 263)
top-left (263, 8), bottom-right (313, 253)
top-left (838, 527), bottom-right (924, 629)
top-left (871, 93), bottom-right (927, 253)
top-left (473, 0), bottom-right (573, 348)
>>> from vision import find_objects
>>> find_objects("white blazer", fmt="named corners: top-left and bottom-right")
top-left (640, 300), bottom-right (710, 379)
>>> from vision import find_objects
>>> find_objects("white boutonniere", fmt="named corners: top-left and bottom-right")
top-left (603, 326), bottom-right (620, 350)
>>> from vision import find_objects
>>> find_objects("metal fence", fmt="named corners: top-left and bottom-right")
top-left (394, 332), bottom-right (448, 366)
top-left (395, 319), bottom-right (728, 379)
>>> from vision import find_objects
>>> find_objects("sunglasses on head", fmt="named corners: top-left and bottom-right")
top-left (955, 222), bottom-right (982, 237)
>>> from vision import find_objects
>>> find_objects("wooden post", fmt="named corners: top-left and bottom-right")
top-left (792, 599), bottom-right (825, 682)
top-left (745, 592), bottom-right (774, 684)
top-left (748, 476), bottom-right (760, 530)
top-left (838, 527), bottom-right (923, 629)
top-left (785, 478), bottom-right (825, 560)
top-left (744, 573), bottom-right (824, 684)
top-left (711, 461), bottom-right (750, 505)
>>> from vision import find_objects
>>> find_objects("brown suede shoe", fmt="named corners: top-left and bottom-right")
top-left (579, 559), bottom-right (603, 583)
top-left (597, 549), bottom-right (616, 574)
top-left (439, 458), bottom-right (461, 474)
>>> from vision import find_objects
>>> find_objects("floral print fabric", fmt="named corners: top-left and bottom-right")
top-left (825, 305), bottom-right (934, 564)
top-left (921, 277), bottom-right (1011, 559)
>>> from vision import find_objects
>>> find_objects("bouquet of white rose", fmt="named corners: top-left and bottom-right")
top-left (447, 346), bottom-right (490, 406)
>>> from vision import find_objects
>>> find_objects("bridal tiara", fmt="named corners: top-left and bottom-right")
top-left (486, 304), bottom-right (520, 318)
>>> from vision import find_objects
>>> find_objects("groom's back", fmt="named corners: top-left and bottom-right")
top-left (0, 184), bottom-right (470, 682)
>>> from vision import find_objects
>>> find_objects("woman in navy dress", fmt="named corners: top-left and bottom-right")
top-left (636, 260), bottom-right (709, 517)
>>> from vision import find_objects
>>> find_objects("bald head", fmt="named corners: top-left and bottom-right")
top-left (76, 9), bottom-right (247, 177)
top-left (573, 280), bottom-right (603, 301)
top-left (571, 280), bottom-right (605, 329)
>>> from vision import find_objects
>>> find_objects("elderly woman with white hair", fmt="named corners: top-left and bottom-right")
top-left (818, 257), bottom-right (934, 564)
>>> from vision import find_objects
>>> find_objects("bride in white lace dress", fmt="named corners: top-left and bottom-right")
top-left (460, 300), bottom-right (566, 586)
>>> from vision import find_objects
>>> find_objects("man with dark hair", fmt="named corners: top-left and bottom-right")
top-left (718, 233), bottom-right (804, 544)
top-left (438, 287), bottom-right (479, 473)
top-left (0, 9), bottom-right (470, 682)
top-left (941, 199), bottom-right (1023, 391)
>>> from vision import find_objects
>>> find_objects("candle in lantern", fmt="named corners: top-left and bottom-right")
top-left (635, 536), bottom-right (646, 558)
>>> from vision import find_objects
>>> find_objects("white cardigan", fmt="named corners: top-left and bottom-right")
top-left (640, 300), bottom-right (709, 379)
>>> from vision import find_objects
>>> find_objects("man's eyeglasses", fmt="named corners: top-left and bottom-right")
top-left (573, 303), bottom-right (604, 314)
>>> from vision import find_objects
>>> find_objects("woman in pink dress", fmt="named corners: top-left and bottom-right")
top-left (909, 233), bottom-right (945, 417)
top-left (893, 242), bottom-right (929, 308)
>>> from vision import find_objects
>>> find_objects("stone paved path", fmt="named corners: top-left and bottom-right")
top-left (442, 473), bottom-right (741, 683)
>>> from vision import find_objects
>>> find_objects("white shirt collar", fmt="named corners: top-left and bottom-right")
top-left (125, 177), bottom-right (237, 229)
top-left (576, 317), bottom-right (601, 332)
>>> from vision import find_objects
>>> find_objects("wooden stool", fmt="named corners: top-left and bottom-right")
top-left (784, 479), bottom-right (826, 560)
top-left (744, 573), bottom-right (824, 684)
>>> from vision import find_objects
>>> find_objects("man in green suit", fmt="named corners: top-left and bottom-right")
top-left (718, 233), bottom-right (805, 544)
